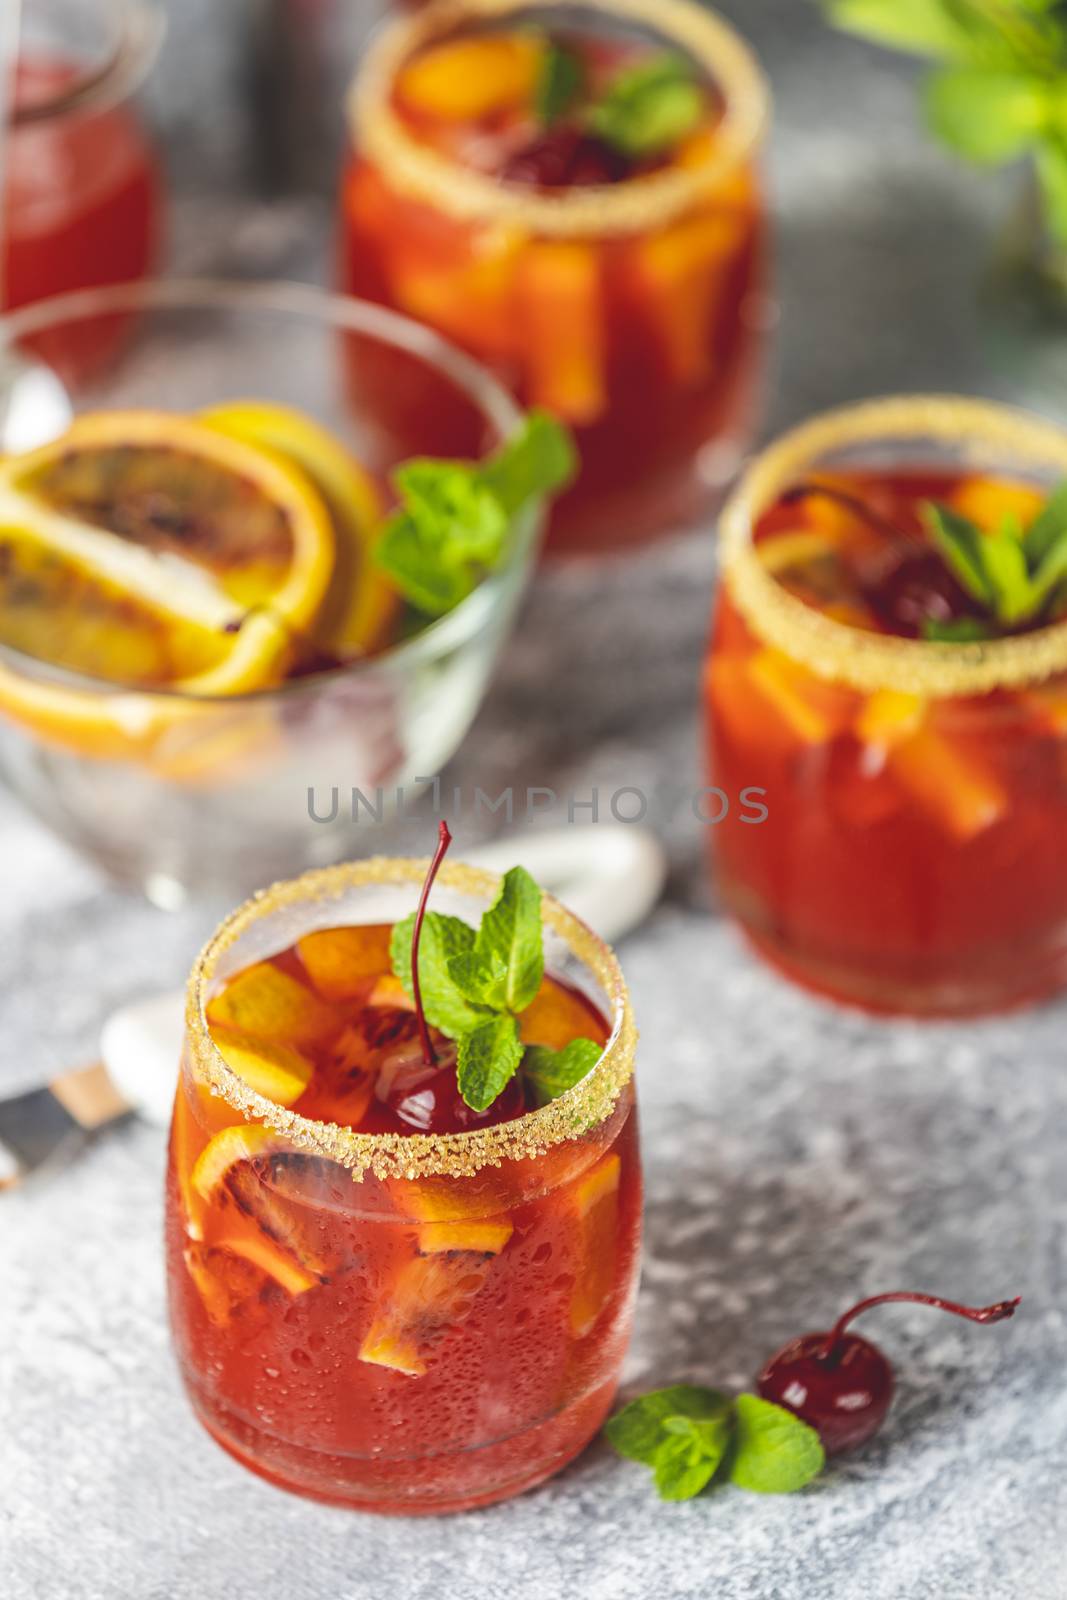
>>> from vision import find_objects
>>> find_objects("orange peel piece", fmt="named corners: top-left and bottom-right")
top-left (210, 1026), bottom-right (315, 1107)
top-left (517, 242), bottom-right (606, 424)
top-left (569, 1152), bottom-right (621, 1338)
top-left (206, 961), bottom-right (339, 1052)
top-left (297, 923), bottom-right (394, 1001)
top-left (397, 35), bottom-right (542, 121)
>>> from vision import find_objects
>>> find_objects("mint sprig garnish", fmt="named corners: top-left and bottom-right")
top-left (392, 852), bottom-right (602, 1112)
top-left (821, 0), bottom-right (1067, 245)
top-left (921, 484), bottom-right (1067, 627)
top-left (524, 1038), bottom-right (604, 1107)
top-left (537, 40), bottom-right (584, 126)
top-left (374, 411), bottom-right (576, 618)
top-left (587, 53), bottom-right (704, 159)
top-left (605, 1386), bottom-right (825, 1501)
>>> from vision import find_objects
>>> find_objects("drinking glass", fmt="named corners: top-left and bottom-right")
top-left (707, 395), bottom-right (1067, 1016)
top-left (166, 855), bottom-right (641, 1512)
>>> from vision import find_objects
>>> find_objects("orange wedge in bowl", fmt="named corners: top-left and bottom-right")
top-left (0, 411), bottom-right (336, 758)
top-left (200, 401), bottom-right (398, 659)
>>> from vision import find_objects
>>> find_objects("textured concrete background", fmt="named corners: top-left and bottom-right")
top-left (3, 2), bottom-right (1066, 1597)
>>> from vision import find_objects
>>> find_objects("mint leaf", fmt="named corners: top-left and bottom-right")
top-left (373, 514), bottom-right (475, 616)
top-left (921, 501), bottom-right (998, 608)
top-left (653, 1432), bottom-right (725, 1501)
top-left (390, 911), bottom-right (488, 1037)
top-left (1021, 479), bottom-right (1067, 567)
top-left (456, 1013), bottom-right (524, 1112)
top-left (375, 413), bottom-right (576, 617)
top-left (470, 865), bottom-right (544, 1013)
top-left (979, 519), bottom-right (1034, 623)
top-left (920, 615), bottom-right (995, 641)
top-left (396, 459), bottom-right (509, 565)
top-left (479, 410), bottom-right (577, 517)
top-left (588, 54), bottom-right (703, 159)
top-left (1028, 528), bottom-right (1067, 612)
top-left (524, 1037), bottom-right (603, 1105)
top-left (537, 41), bottom-right (584, 126)
top-left (605, 1386), bottom-right (731, 1466)
top-left (924, 67), bottom-right (1048, 163)
top-left (728, 1395), bottom-right (825, 1494)
top-left (447, 949), bottom-right (509, 1008)
top-left (822, 0), bottom-right (982, 61)
top-left (824, 0), bottom-right (1063, 68)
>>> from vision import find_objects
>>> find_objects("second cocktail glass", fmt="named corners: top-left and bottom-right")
top-left (707, 395), bottom-right (1067, 1017)
top-left (342, 0), bottom-right (769, 553)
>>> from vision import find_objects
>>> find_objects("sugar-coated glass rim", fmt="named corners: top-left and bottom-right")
top-left (0, 278), bottom-right (537, 703)
top-left (719, 394), bottom-right (1067, 697)
top-left (350, 0), bottom-right (769, 238)
top-left (13, 0), bottom-right (164, 125)
top-left (185, 856), bottom-right (638, 1182)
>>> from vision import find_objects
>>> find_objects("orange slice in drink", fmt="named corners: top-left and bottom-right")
top-left (190, 1123), bottom-right (283, 1201)
top-left (569, 1152), bottom-right (621, 1337)
top-left (206, 961), bottom-right (339, 1052)
top-left (517, 243), bottom-right (606, 424)
top-left (296, 923), bottom-right (394, 1001)
top-left (200, 401), bottom-right (397, 659)
top-left (631, 213), bottom-right (743, 386)
top-left (0, 411), bottom-right (335, 757)
top-left (949, 476), bottom-right (1045, 533)
top-left (741, 648), bottom-right (848, 746)
top-left (855, 690), bottom-right (1008, 841)
top-left (358, 1219), bottom-right (513, 1377)
top-left (397, 34), bottom-right (543, 121)
top-left (190, 1123), bottom-right (328, 1293)
top-left (211, 1027), bottom-right (315, 1108)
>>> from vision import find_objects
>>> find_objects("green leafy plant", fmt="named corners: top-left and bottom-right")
top-left (374, 411), bottom-right (576, 617)
top-left (391, 864), bottom-right (602, 1111)
top-left (605, 1385), bottom-right (825, 1500)
top-left (822, 0), bottom-right (1067, 243)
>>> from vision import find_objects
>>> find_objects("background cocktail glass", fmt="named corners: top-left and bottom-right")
top-left (0, 279), bottom-right (540, 907)
top-left (4, 0), bottom-right (164, 333)
top-left (341, 0), bottom-right (769, 555)
top-left (706, 395), bottom-right (1067, 1017)
top-left (167, 855), bottom-right (641, 1513)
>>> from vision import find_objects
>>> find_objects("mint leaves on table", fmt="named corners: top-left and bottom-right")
top-left (374, 411), bottom-right (576, 618)
top-left (605, 1385), bottom-right (825, 1501)
top-left (821, 0), bottom-right (1067, 243)
top-left (921, 483), bottom-right (1067, 628)
top-left (391, 862), bottom-right (602, 1111)
top-left (588, 54), bottom-right (704, 159)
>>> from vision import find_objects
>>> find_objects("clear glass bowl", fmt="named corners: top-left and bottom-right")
top-left (0, 280), bottom-right (539, 906)
top-left (166, 855), bottom-right (641, 1512)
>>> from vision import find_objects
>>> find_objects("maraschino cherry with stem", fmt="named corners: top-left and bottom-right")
top-left (377, 820), bottom-right (525, 1134)
top-left (757, 1290), bottom-right (1021, 1455)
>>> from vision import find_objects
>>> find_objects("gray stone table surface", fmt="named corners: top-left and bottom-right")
top-left (3, 3), bottom-right (1067, 1597)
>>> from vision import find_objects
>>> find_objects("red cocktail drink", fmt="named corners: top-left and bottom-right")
top-left (165, 856), bottom-right (641, 1510)
top-left (340, 0), bottom-right (768, 553)
top-left (706, 396), bottom-right (1067, 1016)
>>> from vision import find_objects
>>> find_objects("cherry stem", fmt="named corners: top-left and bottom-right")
top-left (781, 480), bottom-right (920, 549)
top-left (411, 820), bottom-right (452, 1071)
top-left (820, 1291), bottom-right (1021, 1365)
